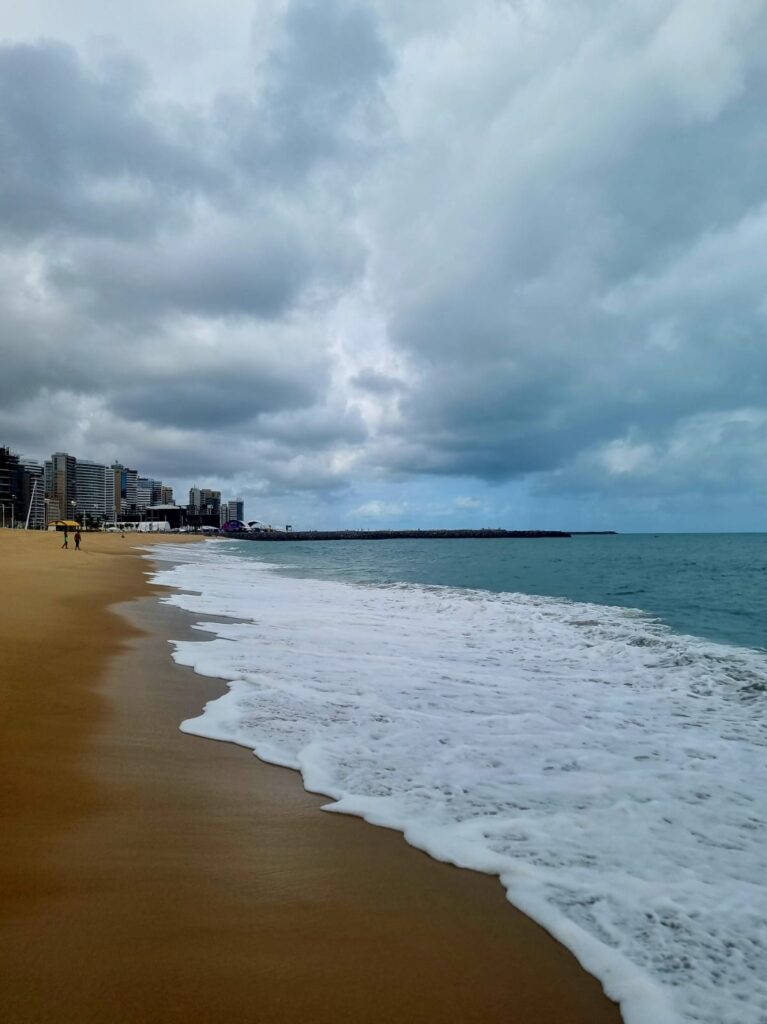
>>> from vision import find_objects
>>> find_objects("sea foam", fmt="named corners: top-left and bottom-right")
top-left (148, 542), bottom-right (767, 1024)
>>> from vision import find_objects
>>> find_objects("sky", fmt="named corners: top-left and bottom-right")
top-left (1, 0), bottom-right (766, 531)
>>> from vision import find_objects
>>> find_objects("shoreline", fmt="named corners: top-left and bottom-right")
top-left (0, 531), bottom-right (622, 1023)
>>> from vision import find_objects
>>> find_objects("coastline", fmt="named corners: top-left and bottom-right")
top-left (0, 530), bottom-right (622, 1023)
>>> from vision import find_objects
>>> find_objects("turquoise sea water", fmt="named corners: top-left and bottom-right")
top-left (223, 533), bottom-right (767, 651)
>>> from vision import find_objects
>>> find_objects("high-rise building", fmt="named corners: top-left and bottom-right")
top-left (199, 489), bottom-right (220, 515)
top-left (49, 452), bottom-right (77, 522)
top-left (112, 463), bottom-right (138, 518)
top-left (161, 485), bottom-right (174, 505)
top-left (76, 460), bottom-right (115, 523)
top-left (136, 477), bottom-right (152, 513)
top-left (44, 459), bottom-right (53, 498)
top-left (150, 480), bottom-right (164, 506)
top-left (188, 485), bottom-right (222, 525)
top-left (226, 499), bottom-right (244, 522)
top-left (43, 459), bottom-right (57, 520)
top-left (125, 469), bottom-right (137, 513)
top-left (0, 446), bottom-right (24, 528)
top-left (111, 463), bottom-right (122, 516)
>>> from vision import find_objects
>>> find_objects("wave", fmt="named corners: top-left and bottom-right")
top-left (148, 542), bottom-right (767, 1024)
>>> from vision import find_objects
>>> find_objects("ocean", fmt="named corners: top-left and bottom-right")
top-left (148, 534), bottom-right (767, 1024)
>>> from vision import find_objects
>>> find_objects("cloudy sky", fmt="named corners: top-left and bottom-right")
top-left (1, 0), bottom-right (766, 531)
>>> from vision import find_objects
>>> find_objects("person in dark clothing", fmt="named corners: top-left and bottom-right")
top-left (74, 530), bottom-right (82, 551)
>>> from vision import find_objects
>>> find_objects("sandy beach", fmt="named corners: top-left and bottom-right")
top-left (0, 530), bottom-right (622, 1023)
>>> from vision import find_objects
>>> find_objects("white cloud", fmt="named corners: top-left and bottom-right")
top-left (553, 408), bottom-right (767, 497)
top-left (349, 499), bottom-right (409, 519)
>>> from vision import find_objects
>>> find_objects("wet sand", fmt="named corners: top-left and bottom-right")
top-left (0, 530), bottom-right (623, 1023)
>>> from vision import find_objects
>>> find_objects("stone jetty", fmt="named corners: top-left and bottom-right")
top-left (226, 529), bottom-right (571, 542)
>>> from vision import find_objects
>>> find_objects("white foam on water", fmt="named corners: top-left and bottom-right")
top-left (148, 542), bottom-right (767, 1024)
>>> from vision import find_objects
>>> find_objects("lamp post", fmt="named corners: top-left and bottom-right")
top-left (11, 494), bottom-right (16, 529)
top-left (70, 500), bottom-right (77, 526)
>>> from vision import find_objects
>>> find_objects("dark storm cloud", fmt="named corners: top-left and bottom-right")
top-left (223, 0), bottom-right (392, 180)
top-left (256, 403), bottom-right (367, 446)
top-left (0, 42), bottom-right (217, 241)
top-left (350, 369), bottom-right (404, 394)
top-left (264, 0), bottom-right (391, 147)
top-left (51, 221), bottom-right (315, 320)
top-left (364, 1), bottom-right (767, 492)
top-left (596, 66), bottom-right (767, 285)
top-left (111, 364), bottom-right (320, 429)
top-left (0, 6), bottom-right (382, 481)
top-left (0, 322), bottom-right (63, 406)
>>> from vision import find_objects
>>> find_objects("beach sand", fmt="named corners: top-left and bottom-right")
top-left (0, 530), bottom-right (623, 1023)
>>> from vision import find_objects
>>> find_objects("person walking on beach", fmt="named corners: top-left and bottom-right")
top-left (74, 530), bottom-right (82, 551)
top-left (61, 530), bottom-right (68, 549)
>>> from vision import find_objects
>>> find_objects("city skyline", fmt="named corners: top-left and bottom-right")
top-left (0, 442), bottom-right (245, 528)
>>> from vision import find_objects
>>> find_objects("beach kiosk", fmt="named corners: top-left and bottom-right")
top-left (49, 519), bottom-right (80, 531)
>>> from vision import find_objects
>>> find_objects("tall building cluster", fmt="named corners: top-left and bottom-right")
top-left (1, 443), bottom-right (245, 530)
top-left (1, 446), bottom-right (46, 529)
top-left (187, 488), bottom-right (245, 526)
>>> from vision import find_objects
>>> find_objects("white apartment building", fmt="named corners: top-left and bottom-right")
top-left (76, 460), bottom-right (116, 522)
top-left (136, 477), bottom-right (152, 513)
